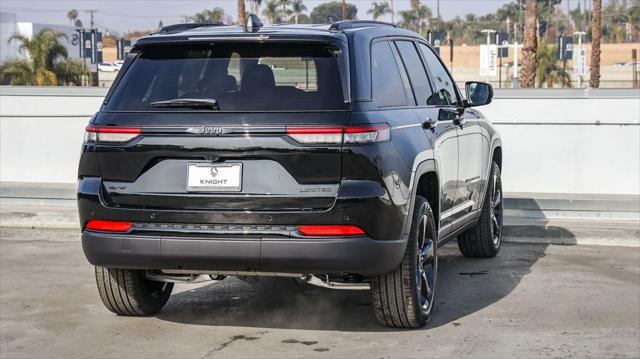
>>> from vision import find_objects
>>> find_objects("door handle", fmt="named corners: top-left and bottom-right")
top-left (422, 117), bottom-right (438, 130)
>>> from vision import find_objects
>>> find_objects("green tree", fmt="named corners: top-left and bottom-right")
top-left (262, 0), bottom-right (283, 23)
top-left (1, 29), bottom-right (87, 86)
top-left (368, 1), bottom-right (392, 21)
top-left (290, 0), bottom-right (307, 23)
top-left (0, 59), bottom-right (34, 85)
top-left (310, 2), bottom-right (357, 23)
top-left (190, 7), bottom-right (225, 23)
top-left (55, 58), bottom-right (87, 85)
top-left (536, 41), bottom-right (571, 87)
top-left (398, 0), bottom-right (432, 34)
top-left (278, 0), bottom-right (291, 20)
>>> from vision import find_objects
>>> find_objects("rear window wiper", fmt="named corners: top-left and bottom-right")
top-left (150, 98), bottom-right (219, 110)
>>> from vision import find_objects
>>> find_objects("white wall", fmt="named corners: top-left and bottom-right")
top-left (481, 90), bottom-right (640, 195)
top-left (0, 88), bottom-right (103, 183)
top-left (1, 87), bottom-right (639, 195)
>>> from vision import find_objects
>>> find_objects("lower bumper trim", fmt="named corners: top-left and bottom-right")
top-left (82, 232), bottom-right (407, 275)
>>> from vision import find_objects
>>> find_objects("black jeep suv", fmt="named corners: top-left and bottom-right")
top-left (78, 18), bottom-right (503, 328)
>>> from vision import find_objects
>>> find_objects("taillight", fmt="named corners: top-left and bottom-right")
top-left (344, 124), bottom-right (391, 144)
top-left (85, 125), bottom-right (141, 143)
top-left (286, 124), bottom-right (390, 144)
top-left (298, 225), bottom-right (366, 237)
top-left (85, 220), bottom-right (132, 233)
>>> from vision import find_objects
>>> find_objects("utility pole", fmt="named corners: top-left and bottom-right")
top-left (437, 0), bottom-right (440, 20)
top-left (390, 0), bottom-right (394, 23)
top-left (567, 0), bottom-right (571, 29)
top-left (84, 9), bottom-right (97, 29)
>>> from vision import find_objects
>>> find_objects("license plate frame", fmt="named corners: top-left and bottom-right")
top-left (186, 163), bottom-right (243, 192)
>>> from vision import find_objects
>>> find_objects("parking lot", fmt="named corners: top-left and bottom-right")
top-left (1, 228), bottom-right (638, 358)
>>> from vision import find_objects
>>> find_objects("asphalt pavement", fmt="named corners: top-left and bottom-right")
top-left (1, 227), bottom-right (638, 358)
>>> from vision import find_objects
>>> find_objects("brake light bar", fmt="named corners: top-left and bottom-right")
top-left (298, 225), bottom-right (366, 237)
top-left (85, 125), bottom-right (141, 143)
top-left (85, 220), bottom-right (132, 233)
top-left (286, 124), bottom-right (390, 144)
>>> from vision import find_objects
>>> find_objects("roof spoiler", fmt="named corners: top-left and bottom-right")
top-left (157, 23), bottom-right (226, 34)
top-left (329, 20), bottom-right (396, 31)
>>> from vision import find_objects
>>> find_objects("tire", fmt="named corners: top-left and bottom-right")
top-left (94, 266), bottom-right (173, 316)
top-left (370, 196), bottom-right (438, 328)
top-left (458, 161), bottom-right (504, 258)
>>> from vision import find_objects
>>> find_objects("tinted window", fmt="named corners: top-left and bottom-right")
top-left (418, 43), bottom-right (458, 106)
top-left (105, 43), bottom-right (346, 112)
top-left (395, 41), bottom-right (433, 106)
top-left (371, 41), bottom-right (407, 107)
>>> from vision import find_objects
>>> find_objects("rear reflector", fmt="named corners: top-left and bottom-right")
top-left (85, 126), bottom-right (141, 143)
top-left (286, 124), bottom-right (390, 144)
top-left (298, 225), bottom-right (366, 236)
top-left (85, 220), bottom-right (132, 233)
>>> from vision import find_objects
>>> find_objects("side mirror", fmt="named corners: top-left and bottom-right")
top-left (464, 81), bottom-right (493, 107)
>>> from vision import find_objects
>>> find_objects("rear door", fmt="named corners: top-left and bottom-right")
top-left (92, 42), bottom-right (349, 212)
top-left (417, 42), bottom-right (483, 228)
top-left (393, 40), bottom-right (459, 236)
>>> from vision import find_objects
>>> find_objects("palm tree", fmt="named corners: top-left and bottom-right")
top-left (290, 0), bottom-right (307, 24)
top-left (278, 0), bottom-right (291, 21)
top-left (66, 9), bottom-right (78, 26)
top-left (238, 0), bottom-right (246, 25)
top-left (398, 0), bottom-right (431, 34)
top-left (1, 28), bottom-right (86, 86)
top-left (590, 0), bottom-right (601, 88)
top-left (262, 0), bottom-right (282, 24)
top-left (368, 1), bottom-right (392, 21)
top-left (521, 0), bottom-right (538, 87)
top-left (536, 41), bottom-right (572, 87)
top-left (9, 30), bottom-right (67, 73)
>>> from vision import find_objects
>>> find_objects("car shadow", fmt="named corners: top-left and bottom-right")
top-left (156, 240), bottom-right (568, 332)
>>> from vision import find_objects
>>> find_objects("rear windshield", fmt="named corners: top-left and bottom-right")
top-left (105, 43), bottom-right (348, 112)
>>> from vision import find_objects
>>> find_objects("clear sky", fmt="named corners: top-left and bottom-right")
top-left (1, 0), bottom-right (586, 35)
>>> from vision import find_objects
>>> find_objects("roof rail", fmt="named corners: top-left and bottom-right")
top-left (329, 20), bottom-right (396, 31)
top-left (158, 23), bottom-right (225, 34)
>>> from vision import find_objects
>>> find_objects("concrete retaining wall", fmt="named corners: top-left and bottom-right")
top-left (1, 86), bottom-right (639, 195)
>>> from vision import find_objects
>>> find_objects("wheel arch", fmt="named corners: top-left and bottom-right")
top-left (492, 142), bottom-right (502, 170)
top-left (403, 159), bottom-right (440, 236)
top-left (478, 138), bottom-right (503, 210)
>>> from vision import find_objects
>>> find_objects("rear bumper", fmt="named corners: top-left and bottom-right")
top-left (82, 231), bottom-right (407, 275)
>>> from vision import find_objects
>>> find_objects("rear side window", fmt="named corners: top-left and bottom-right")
top-left (418, 43), bottom-right (459, 107)
top-left (105, 43), bottom-right (347, 112)
top-left (371, 41), bottom-right (407, 107)
top-left (394, 41), bottom-right (433, 106)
